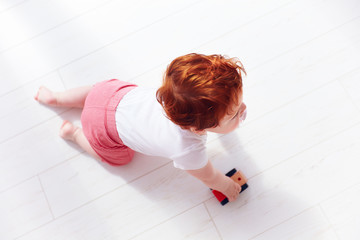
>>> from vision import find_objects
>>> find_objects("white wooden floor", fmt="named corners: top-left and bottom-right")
top-left (1, 0), bottom-right (360, 239)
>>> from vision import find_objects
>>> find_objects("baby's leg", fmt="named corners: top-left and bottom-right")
top-left (35, 86), bottom-right (93, 108)
top-left (60, 120), bottom-right (100, 160)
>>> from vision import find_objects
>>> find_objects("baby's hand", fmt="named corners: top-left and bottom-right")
top-left (222, 177), bottom-right (241, 202)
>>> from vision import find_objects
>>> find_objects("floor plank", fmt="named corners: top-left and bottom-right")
top-left (17, 164), bottom-right (212, 240)
top-left (39, 153), bottom-right (169, 217)
top-left (0, 0), bottom-right (26, 13)
top-left (131, 204), bottom-right (220, 240)
top-left (197, 0), bottom-right (360, 70)
top-left (0, 72), bottom-right (66, 143)
top-left (0, 177), bottom-right (52, 239)
top-left (58, 0), bottom-right (292, 88)
top-left (251, 207), bottom-right (338, 240)
top-left (207, 80), bottom-right (360, 177)
top-left (0, 109), bottom-right (82, 193)
top-left (206, 122), bottom-right (360, 239)
top-left (321, 184), bottom-right (360, 240)
top-left (0, 0), bottom-right (200, 95)
top-left (0, 0), bottom-right (112, 52)
top-left (339, 67), bottom-right (360, 110)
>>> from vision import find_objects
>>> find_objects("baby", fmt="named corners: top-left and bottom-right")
top-left (35, 53), bottom-right (247, 202)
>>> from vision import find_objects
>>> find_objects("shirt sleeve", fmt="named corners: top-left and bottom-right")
top-left (171, 137), bottom-right (208, 170)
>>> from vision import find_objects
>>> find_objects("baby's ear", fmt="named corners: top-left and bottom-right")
top-left (189, 127), bottom-right (206, 135)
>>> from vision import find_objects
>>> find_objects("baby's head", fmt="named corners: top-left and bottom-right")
top-left (157, 53), bottom-right (246, 134)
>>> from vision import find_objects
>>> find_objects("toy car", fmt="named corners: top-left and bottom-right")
top-left (211, 168), bottom-right (248, 205)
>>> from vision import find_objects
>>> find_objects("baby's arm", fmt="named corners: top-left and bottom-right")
top-left (186, 161), bottom-right (241, 202)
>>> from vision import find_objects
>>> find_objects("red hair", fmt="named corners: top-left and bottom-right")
top-left (156, 53), bottom-right (246, 131)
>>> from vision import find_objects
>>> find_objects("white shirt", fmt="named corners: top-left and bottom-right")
top-left (115, 87), bottom-right (208, 170)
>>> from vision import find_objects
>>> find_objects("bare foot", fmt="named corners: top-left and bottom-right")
top-left (34, 86), bottom-right (58, 106)
top-left (59, 120), bottom-right (79, 141)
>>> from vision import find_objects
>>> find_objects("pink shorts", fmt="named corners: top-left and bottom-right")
top-left (81, 79), bottom-right (137, 166)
